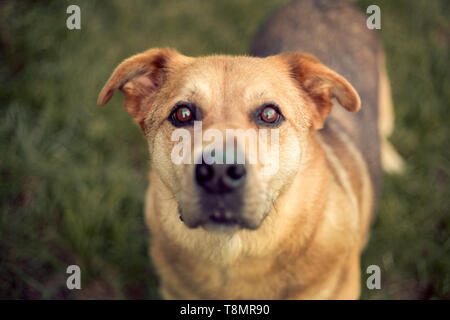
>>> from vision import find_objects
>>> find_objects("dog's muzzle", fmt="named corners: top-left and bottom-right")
top-left (194, 160), bottom-right (246, 227)
top-left (179, 146), bottom-right (256, 230)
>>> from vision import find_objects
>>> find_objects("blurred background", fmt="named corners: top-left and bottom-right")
top-left (0, 0), bottom-right (448, 299)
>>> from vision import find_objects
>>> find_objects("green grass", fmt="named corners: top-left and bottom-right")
top-left (0, 0), bottom-right (448, 299)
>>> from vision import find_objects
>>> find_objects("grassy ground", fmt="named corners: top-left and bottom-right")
top-left (0, 0), bottom-right (448, 299)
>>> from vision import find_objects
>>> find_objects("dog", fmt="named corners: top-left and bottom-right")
top-left (97, 0), bottom-right (402, 299)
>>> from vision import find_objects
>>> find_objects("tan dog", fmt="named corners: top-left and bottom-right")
top-left (98, 0), bottom-right (401, 299)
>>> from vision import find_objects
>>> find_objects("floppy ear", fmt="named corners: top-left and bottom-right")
top-left (278, 52), bottom-right (361, 129)
top-left (97, 48), bottom-right (181, 131)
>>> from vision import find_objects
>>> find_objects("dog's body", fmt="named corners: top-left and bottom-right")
top-left (98, 0), bottom-right (401, 299)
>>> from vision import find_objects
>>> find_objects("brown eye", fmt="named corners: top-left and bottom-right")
top-left (175, 106), bottom-right (192, 122)
top-left (170, 103), bottom-right (196, 126)
top-left (260, 105), bottom-right (280, 124)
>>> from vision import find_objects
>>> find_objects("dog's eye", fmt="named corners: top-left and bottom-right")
top-left (170, 103), bottom-right (196, 126)
top-left (258, 104), bottom-right (282, 125)
top-left (175, 106), bottom-right (193, 122)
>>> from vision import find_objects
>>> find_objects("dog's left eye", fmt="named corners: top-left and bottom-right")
top-left (256, 104), bottom-right (283, 126)
top-left (169, 103), bottom-right (196, 126)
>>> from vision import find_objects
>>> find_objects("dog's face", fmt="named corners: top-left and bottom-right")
top-left (98, 48), bottom-right (359, 233)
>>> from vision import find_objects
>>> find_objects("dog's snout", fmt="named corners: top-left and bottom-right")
top-left (189, 151), bottom-right (252, 230)
top-left (195, 162), bottom-right (246, 193)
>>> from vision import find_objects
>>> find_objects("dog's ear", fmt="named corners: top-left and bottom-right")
top-left (98, 48), bottom-right (182, 130)
top-left (277, 52), bottom-right (360, 129)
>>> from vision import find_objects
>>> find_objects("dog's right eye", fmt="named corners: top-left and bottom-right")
top-left (169, 103), bottom-right (196, 126)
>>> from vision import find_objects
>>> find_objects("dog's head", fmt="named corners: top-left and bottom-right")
top-left (98, 48), bottom-right (360, 233)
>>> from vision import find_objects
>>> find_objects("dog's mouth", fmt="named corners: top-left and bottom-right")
top-left (209, 214), bottom-right (238, 225)
top-left (204, 209), bottom-right (241, 232)
top-left (179, 207), bottom-right (243, 232)
top-left (179, 209), bottom-right (267, 233)
top-left (202, 210), bottom-right (241, 233)
top-left (209, 207), bottom-right (238, 224)
top-left (178, 175), bottom-right (269, 232)
top-left (179, 212), bottom-right (237, 224)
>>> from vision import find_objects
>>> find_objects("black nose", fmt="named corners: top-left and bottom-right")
top-left (195, 162), bottom-right (246, 193)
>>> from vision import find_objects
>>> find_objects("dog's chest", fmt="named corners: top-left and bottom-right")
top-left (161, 251), bottom-right (299, 299)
